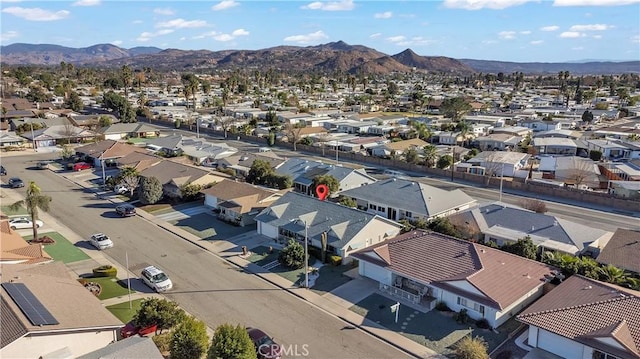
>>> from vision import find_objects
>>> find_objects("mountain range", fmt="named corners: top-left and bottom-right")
top-left (1, 41), bottom-right (638, 75)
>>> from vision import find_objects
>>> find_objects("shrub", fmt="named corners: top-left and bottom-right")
top-left (454, 308), bottom-right (470, 324)
top-left (218, 167), bottom-right (236, 177)
top-left (92, 265), bottom-right (117, 278)
top-left (435, 301), bottom-right (451, 312)
top-left (278, 239), bottom-right (306, 269)
top-left (328, 255), bottom-right (342, 266)
top-left (30, 236), bottom-right (56, 245)
top-left (454, 336), bottom-right (489, 359)
top-left (476, 318), bottom-right (491, 329)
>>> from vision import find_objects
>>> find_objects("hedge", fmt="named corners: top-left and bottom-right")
top-left (92, 265), bottom-right (117, 278)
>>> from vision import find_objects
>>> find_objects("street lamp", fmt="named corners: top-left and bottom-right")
top-left (30, 121), bottom-right (36, 152)
top-left (335, 140), bottom-right (339, 164)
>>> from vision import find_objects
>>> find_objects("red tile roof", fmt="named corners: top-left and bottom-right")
top-left (352, 230), bottom-right (555, 310)
top-left (518, 275), bottom-right (640, 359)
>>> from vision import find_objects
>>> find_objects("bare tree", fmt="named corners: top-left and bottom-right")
top-left (284, 122), bottom-right (305, 151)
top-left (61, 117), bottom-right (77, 144)
top-left (483, 152), bottom-right (504, 186)
top-left (315, 132), bottom-right (332, 157)
top-left (216, 116), bottom-right (236, 138)
top-left (564, 158), bottom-right (596, 187)
top-left (520, 199), bottom-right (548, 213)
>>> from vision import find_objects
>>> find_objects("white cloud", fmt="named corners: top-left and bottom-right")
top-left (231, 29), bottom-right (249, 36)
top-left (153, 8), bottom-right (175, 15)
top-left (2, 7), bottom-right (70, 21)
top-left (569, 24), bottom-right (610, 31)
top-left (374, 11), bottom-right (392, 19)
top-left (387, 35), bottom-right (406, 43)
top-left (592, 34), bottom-right (602, 39)
top-left (482, 40), bottom-right (498, 44)
top-left (553, 0), bottom-right (640, 6)
top-left (572, 46), bottom-right (585, 50)
top-left (211, 0), bottom-right (239, 11)
top-left (540, 25), bottom-right (560, 31)
top-left (370, 33), bottom-right (382, 38)
top-left (499, 31), bottom-right (517, 39)
top-left (156, 18), bottom-right (207, 29)
top-left (386, 35), bottom-right (435, 46)
top-left (632, 35), bottom-right (640, 43)
top-left (530, 40), bottom-right (544, 45)
top-left (137, 29), bottom-right (174, 42)
top-left (283, 30), bottom-right (329, 44)
top-left (443, 0), bottom-right (535, 10)
top-left (301, 0), bottom-right (355, 11)
top-left (72, 0), bottom-right (100, 6)
top-left (132, 20), bottom-right (143, 24)
top-left (559, 31), bottom-right (584, 38)
top-left (111, 40), bottom-right (123, 46)
top-left (520, 30), bottom-right (531, 35)
top-left (0, 30), bottom-right (19, 42)
top-left (157, 29), bottom-right (174, 35)
top-left (214, 34), bottom-right (234, 42)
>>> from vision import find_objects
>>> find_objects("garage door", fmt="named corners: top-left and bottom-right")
top-left (538, 329), bottom-right (581, 358)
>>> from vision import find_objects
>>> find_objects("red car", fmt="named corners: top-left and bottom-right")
top-left (73, 162), bottom-right (92, 171)
top-left (120, 322), bottom-right (157, 338)
top-left (247, 328), bottom-right (282, 359)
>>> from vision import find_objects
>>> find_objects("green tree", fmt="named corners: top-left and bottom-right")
top-left (8, 181), bottom-right (52, 240)
top-left (311, 174), bottom-right (339, 197)
top-left (440, 97), bottom-right (472, 122)
top-left (403, 147), bottom-right (420, 164)
top-left (278, 239), bottom-right (307, 269)
top-left (180, 183), bottom-right (203, 201)
top-left (598, 264), bottom-right (627, 286)
top-left (427, 217), bottom-right (462, 238)
top-left (589, 150), bottom-right (602, 161)
top-left (122, 65), bottom-right (132, 99)
top-left (246, 159), bottom-right (274, 185)
top-left (59, 144), bottom-right (74, 160)
top-left (338, 196), bottom-right (357, 208)
top-left (437, 155), bottom-right (453, 169)
top-left (139, 176), bottom-right (163, 204)
top-left (171, 316), bottom-right (209, 359)
top-left (422, 145), bottom-right (438, 167)
top-left (117, 166), bottom-right (140, 197)
top-left (207, 323), bottom-right (256, 359)
top-left (581, 110), bottom-right (594, 123)
top-left (98, 115), bottom-right (112, 127)
top-left (501, 236), bottom-right (537, 260)
top-left (65, 91), bottom-right (84, 112)
top-left (454, 336), bottom-right (489, 359)
top-left (134, 298), bottom-right (186, 334)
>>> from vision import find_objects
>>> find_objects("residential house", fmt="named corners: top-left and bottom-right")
top-left (517, 275), bottom-right (640, 359)
top-left (0, 262), bottom-right (122, 358)
top-left (340, 178), bottom-right (476, 222)
top-left (596, 229), bottom-right (640, 274)
top-left (474, 133), bottom-right (523, 151)
top-left (201, 179), bottom-right (284, 226)
top-left (609, 180), bottom-right (640, 199)
top-left (144, 134), bottom-right (183, 156)
top-left (370, 138), bottom-right (429, 158)
top-left (532, 137), bottom-right (580, 156)
top-left (462, 151), bottom-right (530, 177)
top-left (519, 119), bottom-right (562, 132)
top-left (75, 140), bottom-right (144, 168)
top-left (179, 138), bottom-right (238, 166)
top-left (0, 214), bottom-right (52, 264)
top-left (97, 123), bottom-right (160, 140)
top-left (254, 192), bottom-right (403, 259)
top-left (19, 124), bottom-right (96, 149)
top-left (116, 150), bottom-right (164, 172)
top-left (77, 336), bottom-right (163, 359)
top-left (351, 230), bottom-right (556, 328)
top-left (275, 158), bottom-right (376, 197)
top-left (538, 156), bottom-right (602, 189)
top-left (588, 139), bottom-right (640, 161)
top-left (448, 202), bottom-right (613, 255)
top-left (492, 126), bottom-right (532, 137)
top-left (216, 151), bottom-right (285, 178)
top-left (437, 132), bottom-right (463, 146)
top-left (594, 122), bottom-right (640, 140)
top-left (0, 132), bottom-right (26, 148)
top-left (139, 160), bottom-right (224, 198)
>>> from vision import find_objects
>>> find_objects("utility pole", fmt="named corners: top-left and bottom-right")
top-left (304, 221), bottom-right (309, 289)
top-left (335, 140), bottom-right (339, 164)
top-left (450, 146), bottom-right (455, 182)
top-left (499, 163), bottom-right (505, 203)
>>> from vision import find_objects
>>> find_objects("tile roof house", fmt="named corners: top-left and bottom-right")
top-left (138, 160), bottom-right (224, 198)
top-left (0, 262), bottom-right (122, 358)
top-left (274, 158), bottom-right (376, 197)
top-left (0, 132), bottom-right (26, 148)
top-left (201, 179), bottom-right (285, 226)
top-left (596, 229), bottom-right (640, 274)
top-left (116, 150), bottom-right (164, 172)
top-left (369, 138), bottom-right (430, 158)
top-left (448, 203), bottom-right (613, 255)
top-left (351, 230), bottom-right (556, 328)
top-left (96, 122), bottom-right (160, 140)
top-left (254, 191), bottom-right (403, 259)
top-left (0, 215), bottom-right (52, 264)
top-left (517, 275), bottom-right (640, 359)
top-left (340, 178), bottom-right (476, 222)
top-left (75, 140), bottom-right (145, 168)
top-left (18, 123), bottom-right (96, 149)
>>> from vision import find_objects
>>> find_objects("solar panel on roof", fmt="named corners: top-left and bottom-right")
top-left (2, 282), bottom-right (59, 326)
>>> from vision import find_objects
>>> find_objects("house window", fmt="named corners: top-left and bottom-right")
top-left (369, 204), bottom-right (376, 210)
top-left (457, 297), bottom-right (468, 307)
top-left (593, 351), bottom-right (620, 359)
top-left (377, 206), bottom-right (385, 211)
top-left (473, 303), bottom-right (485, 315)
top-left (405, 211), bottom-right (412, 218)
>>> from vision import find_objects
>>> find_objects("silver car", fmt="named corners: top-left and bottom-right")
top-left (89, 233), bottom-right (113, 250)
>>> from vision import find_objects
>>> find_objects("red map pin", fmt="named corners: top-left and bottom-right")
top-left (315, 184), bottom-right (329, 201)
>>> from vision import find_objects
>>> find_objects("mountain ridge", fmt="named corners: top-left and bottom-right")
top-left (1, 42), bottom-right (638, 75)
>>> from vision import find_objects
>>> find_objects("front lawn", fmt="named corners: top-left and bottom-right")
top-left (310, 264), bottom-right (353, 295)
top-left (24, 232), bottom-right (90, 263)
top-left (80, 277), bottom-right (136, 300)
top-left (106, 299), bottom-right (144, 324)
top-left (1, 205), bottom-right (29, 216)
top-left (247, 246), bottom-right (280, 266)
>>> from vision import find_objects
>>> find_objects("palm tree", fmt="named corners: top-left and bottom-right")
top-left (122, 65), bottom-right (132, 99)
top-left (8, 181), bottom-right (52, 240)
top-left (422, 145), bottom-right (438, 168)
top-left (599, 264), bottom-right (627, 286)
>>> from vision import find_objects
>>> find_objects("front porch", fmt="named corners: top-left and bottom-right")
top-left (379, 276), bottom-right (436, 313)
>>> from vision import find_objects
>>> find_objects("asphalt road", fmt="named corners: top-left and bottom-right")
top-left (1, 154), bottom-right (411, 359)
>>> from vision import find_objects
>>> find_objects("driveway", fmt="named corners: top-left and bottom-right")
top-left (153, 204), bottom-right (255, 240)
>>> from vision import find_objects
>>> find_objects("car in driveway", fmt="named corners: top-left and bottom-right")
top-left (115, 203), bottom-right (136, 217)
top-left (9, 217), bottom-right (43, 230)
top-left (247, 328), bottom-right (282, 359)
top-left (8, 177), bottom-right (25, 188)
top-left (73, 162), bottom-right (92, 171)
top-left (88, 233), bottom-right (113, 250)
top-left (140, 266), bottom-right (173, 292)
top-left (120, 322), bottom-right (157, 338)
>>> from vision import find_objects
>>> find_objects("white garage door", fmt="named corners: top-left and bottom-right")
top-left (204, 195), bottom-right (218, 208)
top-left (538, 329), bottom-right (582, 358)
top-left (258, 222), bottom-right (278, 239)
top-left (361, 262), bottom-right (391, 286)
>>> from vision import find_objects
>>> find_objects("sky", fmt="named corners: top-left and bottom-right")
top-left (1, 0), bottom-right (639, 63)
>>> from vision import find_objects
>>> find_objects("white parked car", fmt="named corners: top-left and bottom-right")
top-left (141, 266), bottom-right (173, 292)
top-left (9, 217), bottom-right (43, 230)
top-left (89, 233), bottom-right (113, 250)
top-left (114, 184), bottom-right (129, 194)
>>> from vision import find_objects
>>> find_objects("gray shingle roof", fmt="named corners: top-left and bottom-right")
top-left (275, 158), bottom-right (369, 186)
top-left (255, 191), bottom-right (400, 249)
top-left (76, 336), bottom-right (163, 359)
top-left (597, 229), bottom-right (640, 274)
top-left (340, 178), bottom-right (476, 218)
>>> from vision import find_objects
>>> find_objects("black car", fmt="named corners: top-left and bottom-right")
top-left (0, 165), bottom-right (6, 176)
top-left (8, 177), bottom-right (24, 188)
top-left (115, 203), bottom-right (136, 217)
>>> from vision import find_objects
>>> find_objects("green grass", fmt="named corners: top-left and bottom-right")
top-left (80, 277), bottom-right (136, 300)
top-left (247, 246), bottom-right (280, 266)
top-left (310, 264), bottom-right (353, 295)
top-left (24, 232), bottom-right (90, 263)
top-left (1, 205), bottom-right (29, 216)
top-left (106, 299), bottom-right (144, 324)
